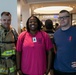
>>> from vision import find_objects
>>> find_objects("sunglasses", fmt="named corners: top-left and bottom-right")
top-left (58, 16), bottom-right (70, 20)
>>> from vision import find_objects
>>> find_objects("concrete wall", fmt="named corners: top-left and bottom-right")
top-left (0, 0), bottom-right (18, 32)
top-left (21, 2), bottom-right (31, 28)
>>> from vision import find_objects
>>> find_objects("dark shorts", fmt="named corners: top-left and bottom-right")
top-left (54, 69), bottom-right (76, 75)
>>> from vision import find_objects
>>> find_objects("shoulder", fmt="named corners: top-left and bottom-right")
top-left (40, 30), bottom-right (48, 34)
top-left (12, 27), bottom-right (17, 33)
top-left (53, 28), bottom-right (61, 38)
top-left (11, 27), bottom-right (18, 36)
top-left (0, 25), bottom-right (4, 30)
top-left (18, 31), bottom-right (27, 39)
top-left (0, 25), bottom-right (5, 33)
top-left (19, 31), bottom-right (26, 36)
top-left (40, 30), bottom-right (51, 39)
top-left (40, 30), bottom-right (49, 36)
top-left (54, 28), bottom-right (60, 35)
top-left (71, 26), bottom-right (76, 31)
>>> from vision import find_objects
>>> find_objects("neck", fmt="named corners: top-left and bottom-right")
top-left (30, 30), bottom-right (38, 35)
top-left (61, 24), bottom-right (71, 31)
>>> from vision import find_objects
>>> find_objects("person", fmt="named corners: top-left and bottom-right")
top-left (45, 19), bottom-right (55, 75)
top-left (53, 10), bottom-right (76, 75)
top-left (21, 26), bottom-right (26, 32)
top-left (54, 23), bottom-right (60, 30)
top-left (16, 15), bottom-right (54, 75)
top-left (0, 11), bottom-right (18, 75)
top-left (45, 19), bottom-right (55, 41)
top-left (45, 19), bottom-right (55, 33)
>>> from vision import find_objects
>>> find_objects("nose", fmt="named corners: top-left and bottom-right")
top-left (31, 21), bottom-right (35, 24)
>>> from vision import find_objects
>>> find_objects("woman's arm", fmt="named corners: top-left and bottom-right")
top-left (16, 51), bottom-right (23, 75)
top-left (46, 48), bottom-right (54, 75)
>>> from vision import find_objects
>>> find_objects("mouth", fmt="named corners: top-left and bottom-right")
top-left (30, 25), bottom-right (35, 28)
top-left (61, 21), bottom-right (65, 24)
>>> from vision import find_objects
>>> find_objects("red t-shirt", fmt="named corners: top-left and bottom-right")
top-left (16, 31), bottom-right (53, 75)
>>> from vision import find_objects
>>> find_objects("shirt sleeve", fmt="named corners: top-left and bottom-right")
top-left (16, 31), bottom-right (26, 52)
top-left (43, 32), bottom-right (53, 51)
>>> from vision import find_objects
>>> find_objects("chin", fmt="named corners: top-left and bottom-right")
top-left (61, 24), bottom-right (66, 27)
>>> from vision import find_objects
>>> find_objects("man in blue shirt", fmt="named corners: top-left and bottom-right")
top-left (53, 10), bottom-right (76, 75)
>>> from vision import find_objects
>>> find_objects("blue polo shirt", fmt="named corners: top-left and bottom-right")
top-left (54, 26), bottom-right (76, 72)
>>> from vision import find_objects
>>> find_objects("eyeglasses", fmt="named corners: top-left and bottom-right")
top-left (58, 16), bottom-right (70, 20)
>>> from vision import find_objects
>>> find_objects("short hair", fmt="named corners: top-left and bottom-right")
top-left (1, 11), bottom-right (11, 16)
top-left (55, 23), bottom-right (59, 26)
top-left (45, 19), bottom-right (53, 29)
top-left (26, 15), bottom-right (42, 32)
top-left (59, 10), bottom-right (71, 16)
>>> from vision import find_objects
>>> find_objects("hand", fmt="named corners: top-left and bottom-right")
top-left (50, 70), bottom-right (54, 75)
top-left (17, 70), bottom-right (23, 75)
top-left (45, 69), bottom-right (50, 75)
top-left (71, 62), bottom-right (76, 68)
top-left (45, 70), bottom-right (54, 75)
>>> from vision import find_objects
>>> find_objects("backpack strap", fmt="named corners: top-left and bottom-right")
top-left (11, 28), bottom-right (18, 45)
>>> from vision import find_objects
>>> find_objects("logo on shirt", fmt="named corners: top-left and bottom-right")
top-left (37, 38), bottom-right (42, 44)
top-left (69, 36), bottom-right (72, 41)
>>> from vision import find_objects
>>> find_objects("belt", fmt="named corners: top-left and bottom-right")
top-left (0, 41), bottom-right (15, 44)
top-left (1, 57), bottom-right (12, 60)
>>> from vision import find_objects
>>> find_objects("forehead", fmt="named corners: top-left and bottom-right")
top-left (1, 14), bottom-right (11, 19)
top-left (29, 16), bottom-right (37, 20)
top-left (59, 12), bottom-right (69, 16)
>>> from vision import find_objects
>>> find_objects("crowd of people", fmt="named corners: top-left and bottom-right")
top-left (0, 10), bottom-right (76, 75)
